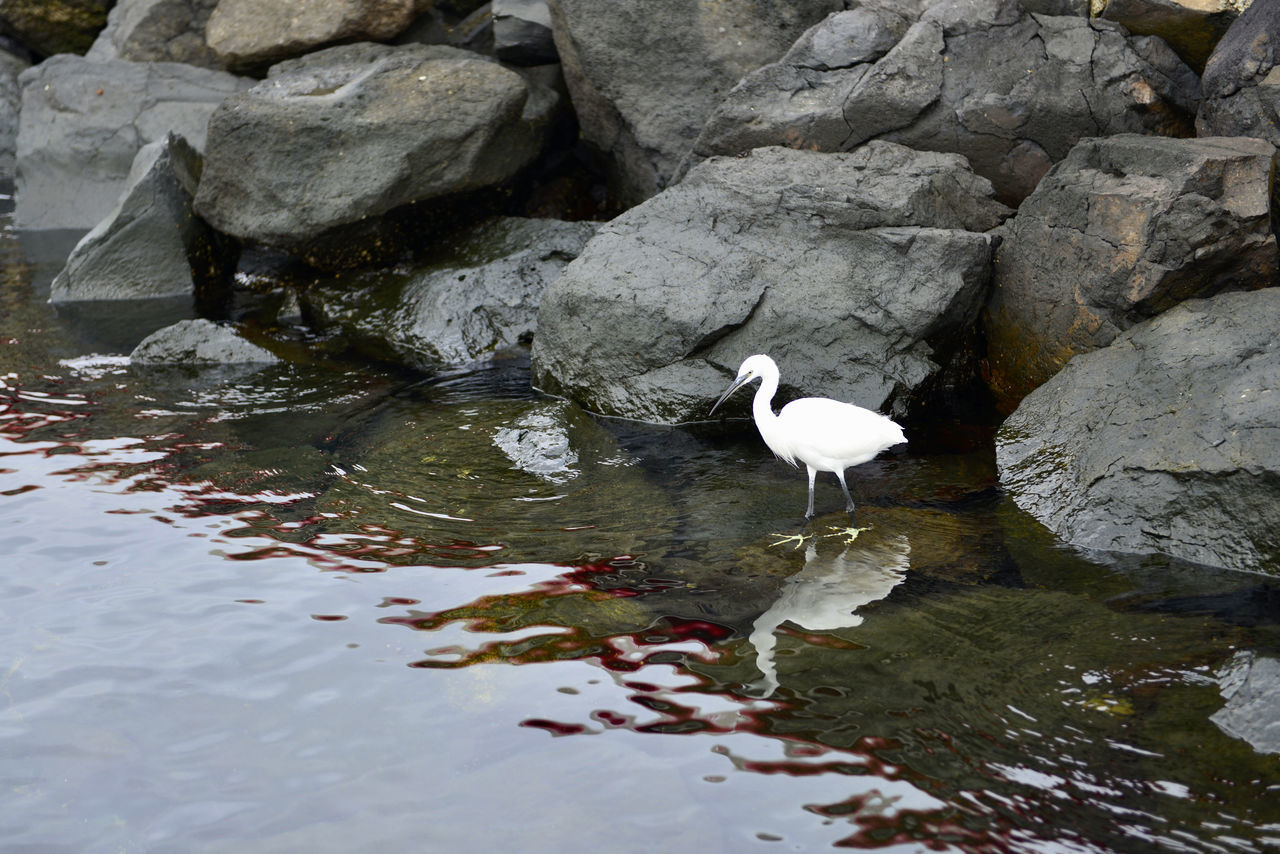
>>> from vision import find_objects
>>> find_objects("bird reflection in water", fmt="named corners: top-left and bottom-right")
top-left (749, 527), bottom-right (910, 696)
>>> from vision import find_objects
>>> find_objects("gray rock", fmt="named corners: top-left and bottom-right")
top-left (493, 0), bottom-right (555, 65)
top-left (15, 54), bottom-right (252, 230)
top-left (50, 133), bottom-right (235, 303)
top-left (194, 42), bottom-right (557, 250)
top-left (693, 0), bottom-right (1201, 205)
top-left (996, 289), bottom-right (1280, 575)
top-left (491, 399), bottom-right (581, 483)
top-left (531, 143), bottom-right (1009, 425)
top-left (303, 216), bottom-right (598, 369)
top-left (1196, 0), bottom-right (1280, 145)
top-left (984, 134), bottom-right (1279, 412)
top-left (0, 47), bottom-right (28, 177)
top-left (0, 0), bottom-right (112, 57)
top-left (547, 0), bottom-right (845, 206)
top-left (1098, 0), bottom-right (1246, 72)
top-left (1212, 651), bottom-right (1280, 755)
top-left (86, 0), bottom-right (223, 69)
top-left (130, 318), bottom-right (280, 364)
top-left (206, 0), bottom-right (419, 72)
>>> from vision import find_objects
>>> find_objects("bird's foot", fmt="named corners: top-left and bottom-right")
top-left (768, 531), bottom-right (815, 550)
top-left (824, 525), bottom-right (869, 545)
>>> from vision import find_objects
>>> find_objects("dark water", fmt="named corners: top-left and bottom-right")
top-left (2, 202), bottom-right (1279, 853)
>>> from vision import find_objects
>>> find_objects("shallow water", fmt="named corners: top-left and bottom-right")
top-left (2, 204), bottom-right (1279, 853)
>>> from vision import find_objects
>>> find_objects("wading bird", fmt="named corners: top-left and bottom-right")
top-left (710, 354), bottom-right (906, 519)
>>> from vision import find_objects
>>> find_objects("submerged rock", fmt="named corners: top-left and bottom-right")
top-left (1196, 0), bottom-right (1280, 145)
top-left (206, 0), bottom-right (419, 72)
top-left (1212, 650), bottom-right (1280, 755)
top-left (50, 133), bottom-right (236, 303)
top-left (302, 217), bottom-right (598, 369)
top-left (547, 0), bottom-right (845, 205)
top-left (532, 143), bottom-right (1009, 425)
top-left (1098, 0), bottom-right (1245, 72)
top-left (996, 289), bottom-right (1280, 576)
top-left (194, 43), bottom-right (557, 253)
top-left (984, 134), bottom-right (1279, 411)
top-left (0, 0), bottom-right (112, 57)
top-left (130, 318), bottom-right (280, 364)
top-left (15, 54), bottom-right (251, 230)
top-left (692, 0), bottom-right (1200, 205)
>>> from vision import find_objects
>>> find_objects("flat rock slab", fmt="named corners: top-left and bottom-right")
top-left (15, 54), bottom-right (251, 230)
top-left (194, 42), bottom-right (556, 250)
top-left (531, 142), bottom-right (1009, 425)
top-left (996, 289), bottom-right (1280, 576)
top-left (984, 133), bottom-right (1279, 411)
top-left (302, 216), bottom-right (598, 369)
top-left (131, 318), bottom-right (280, 364)
top-left (693, 0), bottom-right (1200, 205)
top-left (206, 0), bottom-right (418, 71)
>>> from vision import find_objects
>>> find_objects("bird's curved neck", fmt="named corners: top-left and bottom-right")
top-left (752, 372), bottom-right (780, 427)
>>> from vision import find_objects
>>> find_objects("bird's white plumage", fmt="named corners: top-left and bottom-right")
top-left (711, 353), bottom-right (906, 518)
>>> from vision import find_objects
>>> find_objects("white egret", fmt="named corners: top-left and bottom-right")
top-left (710, 354), bottom-right (906, 519)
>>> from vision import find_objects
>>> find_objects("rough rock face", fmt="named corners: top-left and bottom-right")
top-left (996, 289), bottom-right (1280, 576)
top-left (493, 0), bottom-right (556, 65)
top-left (547, 0), bottom-right (845, 205)
top-left (206, 0), bottom-right (419, 72)
top-left (302, 217), bottom-right (598, 369)
top-left (15, 55), bottom-right (251, 230)
top-left (86, 0), bottom-right (223, 69)
top-left (0, 0), bottom-right (112, 57)
top-left (130, 318), bottom-right (280, 364)
top-left (1196, 0), bottom-right (1280, 145)
top-left (1098, 0), bottom-right (1246, 72)
top-left (194, 42), bottom-right (557, 251)
top-left (693, 0), bottom-right (1201, 205)
top-left (532, 143), bottom-right (1009, 425)
top-left (50, 133), bottom-right (235, 303)
top-left (984, 134), bottom-right (1279, 412)
top-left (0, 48), bottom-right (27, 176)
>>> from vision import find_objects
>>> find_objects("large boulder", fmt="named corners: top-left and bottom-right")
top-left (984, 134), bottom-right (1278, 412)
top-left (194, 42), bottom-right (557, 254)
top-left (1097, 0), bottom-right (1245, 72)
top-left (15, 54), bottom-right (251, 230)
top-left (546, 0), bottom-right (846, 206)
top-left (130, 318), bottom-right (279, 364)
top-left (692, 0), bottom-right (1201, 205)
top-left (206, 0), bottom-right (419, 72)
top-left (0, 0), bottom-right (112, 57)
top-left (86, 0), bottom-right (223, 69)
top-left (531, 143), bottom-right (1010, 425)
top-left (996, 289), bottom-right (1280, 576)
top-left (50, 133), bottom-right (235, 303)
top-left (302, 216), bottom-right (598, 369)
top-left (1196, 0), bottom-right (1280, 145)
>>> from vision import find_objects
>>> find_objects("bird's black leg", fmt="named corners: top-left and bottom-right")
top-left (836, 470), bottom-right (856, 520)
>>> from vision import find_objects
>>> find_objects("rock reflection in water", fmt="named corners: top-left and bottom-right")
top-left (749, 526), bottom-right (910, 696)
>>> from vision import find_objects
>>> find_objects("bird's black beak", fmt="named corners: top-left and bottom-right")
top-left (709, 374), bottom-right (752, 416)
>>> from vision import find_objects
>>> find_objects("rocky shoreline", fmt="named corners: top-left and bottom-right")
top-left (1, 0), bottom-right (1276, 574)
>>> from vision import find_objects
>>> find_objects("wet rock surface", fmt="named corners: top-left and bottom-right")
top-left (984, 133), bottom-right (1279, 411)
top-left (532, 143), bottom-right (1009, 424)
top-left (997, 289), bottom-right (1280, 575)
top-left (302, 216), bottom-right (598, 369)
top-left (130, 317), bottom-right (280, 364)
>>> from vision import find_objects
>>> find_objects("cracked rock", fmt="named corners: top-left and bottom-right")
top-left (531, 142), bottom-right (1010, 425)
top-left (1196, 0), bottom-right (1280, 146)
top-left (691, 0), bottom-right (1200, 205)
top-left (983, 133), bottom-right (1279, 412)
top-left (996, 288), bottom-right (1280, 575)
